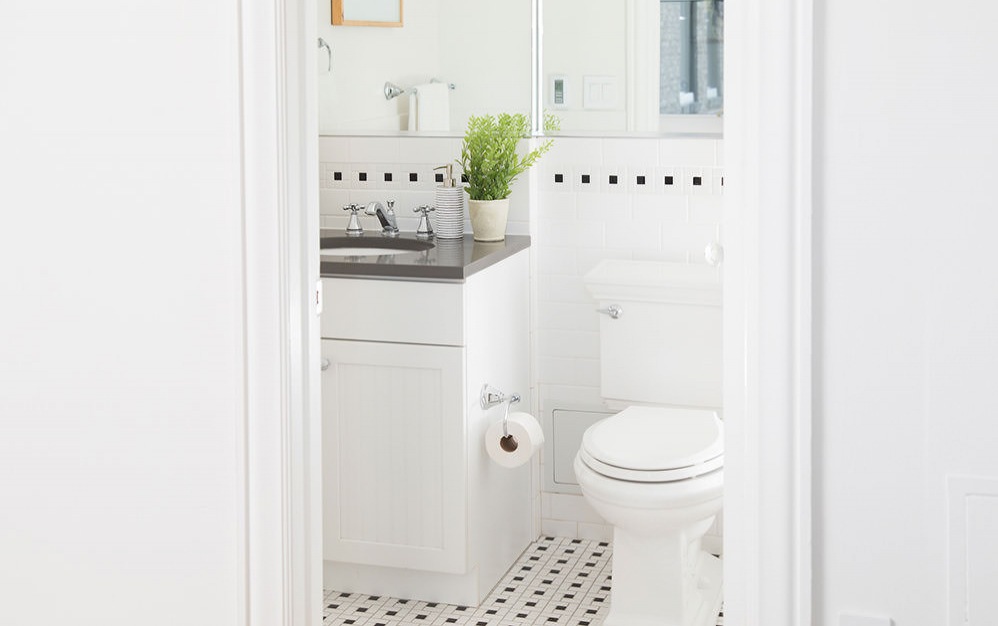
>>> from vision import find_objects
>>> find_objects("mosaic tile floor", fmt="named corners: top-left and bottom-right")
top-left (323, 536), bottom-right (724, 626)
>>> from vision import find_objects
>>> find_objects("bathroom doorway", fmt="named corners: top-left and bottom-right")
top-left (290, 1), bottom-right (814, 625)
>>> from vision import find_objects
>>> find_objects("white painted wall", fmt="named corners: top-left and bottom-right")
top-left (814, 1), bottom-right (998, 623)
top-left (0, 3), bottom-right (247, 625)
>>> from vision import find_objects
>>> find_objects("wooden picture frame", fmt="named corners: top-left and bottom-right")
top-left (332, 0), bottom-right (403, 27)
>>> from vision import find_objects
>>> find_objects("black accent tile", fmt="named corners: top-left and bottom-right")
top-left (517, 613), bottom-right (528, 619)
top-left (636, 175), bottom-right (646, 185)
top-left (593, 597), bottom-right (605, 603)
top-left (435, 173), bottom-right (444, 183)
top-left (415, 615), bottom-right (427, 620)
top-left (358, 172), bottom-right (367, 182)
top-left (542, 579), bottom-right (553, 585)
top-left (533, 590), bottom-right (545, 596)
top-left (368, 596), bottom-right (380, 601)
top-left (600, 585), bottom-right (611, 591)
top-left (578, 621), bottom-right (591, 626)
top-left (529, 556), bottom-right (540, 561)
top-left (355, 607), bottom-right (368, 613)
top-left (571, 583), bottom-right (582, 588)
top-left (496, 598), bottom-right (508, 604)
top-left (426, 603), bottom-right (439, 608)
top-left (345, 621), bottom-right (356, 625)
top-left (526, 601), bottom-right (537, 607)
top-left (581, 174), bottom-right (591, 184)
top-left (513, 576), bottom-right (525, 581)
top-left (537, 546), bottom-right (548, 551)
top-left (586, 609), bottom-right (598, 615)
top-left (547, 618), bottom-right (560, 623)
top-left (609, 174), bottom-right (618, 185)
top-left (664, 175), bottom-right (674, 185)
top-left (447, 620), bottom-right (458, 624)
top-left (557, 559), bottom-right (568, 564)
top-left (339, 593), bottom-right (352, 597)
top-left (384, 172), bottom-right (393, 182)
top-left (521, 566), bottom-right (532, 571)
top-left (693, 176), bottom-right (703, 186)
top-left (584, 562), bottom-right (596, 567)
top-left (461, 174), bottom-right (468, 183)
top-left (333, 171), bottom-right (342, 181)
top-left (562, 594), bottom-right (575, 599)
top-left (409, 172), bottom-right (418, 182)
top-left (456, 606), bottom-right (469, 611)
top-left (554, 173), bottom-right (564, 183)
top-left (598, 542), bottom-right (609, 547)
top-left (721, 176), bottom-right (725, 186)
top-left (486, 609), bottom-right (499, 615)
top-left (556, 605), bottom-right (568, 611)
top-left (386, 611), bottom-right (398, 616)
top-left (505, 587), bottom-right (516, 592)
top-left (327, 604), bottom-right (339, 609)
top-left (571, 539), bottom-right (582, 544)
top-left (477, 622), bottom-right (489, 626)
top-left (543, 536), bottom-right (556, 541)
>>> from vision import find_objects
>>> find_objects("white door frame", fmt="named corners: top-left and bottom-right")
top-left (241, 0), bottom-right (816, 624)
top-left (239, 0), bottom-right (322, 624)
top-left (722, 0), bottom-right (814, 624)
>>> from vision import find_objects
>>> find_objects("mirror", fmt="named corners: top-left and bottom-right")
top-left (317, 0), bottom-right (722, 136)
top-left (332, 0), bottom-right (403, 27)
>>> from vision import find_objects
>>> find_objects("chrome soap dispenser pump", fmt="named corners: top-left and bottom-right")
top-left (433, 163), bottom-right (465, 239)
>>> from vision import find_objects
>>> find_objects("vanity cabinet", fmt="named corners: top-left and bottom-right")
top-left (320, 249), bottom-right (531, 606)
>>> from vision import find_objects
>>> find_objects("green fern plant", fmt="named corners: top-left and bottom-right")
top-left (458, 113), bottom-right (553, 201)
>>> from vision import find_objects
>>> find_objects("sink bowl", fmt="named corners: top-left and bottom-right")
top-left (320, 236), bottom-right (434, 257)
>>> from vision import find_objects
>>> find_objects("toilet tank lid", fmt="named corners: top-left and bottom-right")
top-left (583, 259), bottom-right (720, 305)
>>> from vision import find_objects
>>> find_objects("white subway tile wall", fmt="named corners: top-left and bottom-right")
top-left (319, 134), bottom-right (724, 543)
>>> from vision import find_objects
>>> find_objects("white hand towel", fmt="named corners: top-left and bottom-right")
top-left (413, 82), bottom-right (450, 131)
top-left (407, 92), bottom-right (417, 131)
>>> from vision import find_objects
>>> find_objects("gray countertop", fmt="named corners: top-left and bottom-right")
top-left (319, 230), bottom-right (530, 281)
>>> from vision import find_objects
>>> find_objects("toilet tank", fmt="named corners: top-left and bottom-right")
top-left (584, 260), bottom-right (721, 409)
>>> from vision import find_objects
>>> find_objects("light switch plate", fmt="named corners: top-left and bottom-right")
top-left (583, 75), bottom-right (617, 110)
top-left (840, 614), bottom-right (893, 626)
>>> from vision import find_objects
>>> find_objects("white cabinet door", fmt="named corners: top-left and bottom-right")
top-left (322, 339), bottom-right (467, 574)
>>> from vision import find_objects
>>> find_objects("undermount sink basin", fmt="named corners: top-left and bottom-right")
top-left (320, 236), bottom-right (434, 257)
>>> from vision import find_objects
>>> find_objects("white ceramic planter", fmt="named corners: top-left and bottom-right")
top-left (467, 198), bottom-right (510, 242)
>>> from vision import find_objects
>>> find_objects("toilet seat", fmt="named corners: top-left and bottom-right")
top-left (580, 406), bottom-right (723, 483)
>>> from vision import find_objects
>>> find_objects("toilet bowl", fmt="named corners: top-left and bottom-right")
top-left (574, 406), bottom-right (723, 626)
top-left (578, 260), bottom-right (723, 626)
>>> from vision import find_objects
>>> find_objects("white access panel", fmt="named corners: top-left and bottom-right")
top-left (545, 407), bottom-right (614, 494)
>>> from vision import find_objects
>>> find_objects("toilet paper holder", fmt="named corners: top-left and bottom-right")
top-left (480, 384), bottom-right (521, 447)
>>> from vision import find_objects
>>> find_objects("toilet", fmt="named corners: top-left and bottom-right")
top-left (575, 259), bottom-right (723, 626)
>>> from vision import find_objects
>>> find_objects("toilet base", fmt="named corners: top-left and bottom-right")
top-left (602, 529), bottom-right (723, 626)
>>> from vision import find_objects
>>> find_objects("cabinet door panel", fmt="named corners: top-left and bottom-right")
top-left (322, 339), bottom-right (467, 574)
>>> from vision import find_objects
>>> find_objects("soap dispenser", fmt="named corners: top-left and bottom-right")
top-left (433, 164), bottom-right (465, 239)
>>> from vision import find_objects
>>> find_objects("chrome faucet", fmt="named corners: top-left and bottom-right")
top-left (365, 200), bottom-right (399, 237)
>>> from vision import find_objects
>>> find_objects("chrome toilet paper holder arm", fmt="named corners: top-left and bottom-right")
top-left (480, 384), bottom-right (521, 438)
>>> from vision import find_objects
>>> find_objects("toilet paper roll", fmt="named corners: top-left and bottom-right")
top-left (485, 412), bottom-right (545, 468)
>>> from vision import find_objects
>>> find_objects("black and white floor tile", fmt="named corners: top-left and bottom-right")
top-left (323, 536), bottom-right (723, 626)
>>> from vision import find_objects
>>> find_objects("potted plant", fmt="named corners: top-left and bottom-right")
top-left (458, 113), bottom-right (552, 242)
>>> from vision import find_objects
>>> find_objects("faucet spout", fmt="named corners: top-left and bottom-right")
top-left (365, 200), bottom-right (399, 236)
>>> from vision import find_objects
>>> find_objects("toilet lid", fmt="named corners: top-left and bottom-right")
top-left (580, 406), bottom-right (723, 482)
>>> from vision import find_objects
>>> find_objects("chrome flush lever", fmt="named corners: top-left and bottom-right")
top-left (597, 304), bottom-right (623, 319)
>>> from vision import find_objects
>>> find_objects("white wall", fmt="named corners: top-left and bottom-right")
top-left (0, 3), bottom-right (246, 625)
top-left (814, 1), bottom-right (998, 624)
